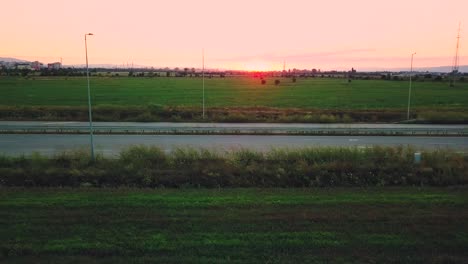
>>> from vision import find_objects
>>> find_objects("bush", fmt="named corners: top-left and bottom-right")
top-left (120, 145), bottom-right (167, 169)
top-left (147, 104), bottom-right (165, 114)
top-left (417, 111), bottom-right (468, 124)
top-left (319, 114), bottom-right (337, 123)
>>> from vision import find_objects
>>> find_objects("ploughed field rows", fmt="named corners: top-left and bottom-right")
top-left (0, 188), bottom-right (467, 263)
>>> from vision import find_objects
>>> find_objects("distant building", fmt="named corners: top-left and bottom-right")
top-left (31, 61), bottom-right (43, 71)
top-left (47, 62), bottom-right (61, 70)
top-left (0, 61), bottom-right (11, 68)
top-left (16, 63), bottom-right (32, 70)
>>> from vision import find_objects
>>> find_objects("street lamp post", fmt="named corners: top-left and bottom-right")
top-left (202, 48), bottom-right (205, 119)
top-left (85, 33), bottom-right (95, 161)
top-left (407, 52), bottom-right (416, 120)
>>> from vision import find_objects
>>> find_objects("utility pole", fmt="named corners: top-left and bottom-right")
top-left (450, 22), bottom-right (461, 87)
top-left (407, 52), bottom-right (416, 120)
top-left (85, 33), bottom-right (95, 161)
top-left (202, 48), bottom-right (205, 119)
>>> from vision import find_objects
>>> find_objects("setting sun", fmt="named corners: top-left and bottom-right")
top-left (243, 60), bottom-right (275, 72)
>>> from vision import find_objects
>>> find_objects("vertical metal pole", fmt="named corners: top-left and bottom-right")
top-left (407, 52), bottom-right (415, 120)
top-left (85, 34), bottom-right (95, 161)
top-left (202, 48), bottom-right (205, 119)
top-left (450, 22), bottom-right (461, 87)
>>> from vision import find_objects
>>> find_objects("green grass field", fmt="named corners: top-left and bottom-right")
top-left (1, 187), bottom-right (467, 263)
top-left (1, 77), bottom-right (467, 109)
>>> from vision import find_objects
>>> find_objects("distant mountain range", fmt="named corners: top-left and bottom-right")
top-left (1, 57), bottom-right (467, 73)
top-left (0, 57), bottom-right (30, 63)
top-left (413, 65), bottom-right (468, 73)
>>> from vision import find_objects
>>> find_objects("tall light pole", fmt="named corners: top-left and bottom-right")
top-left (202, 48), bottom-right (205, 119)
top-left (85, 33), bottom-right (95, 161)
top-left (407, 52), bottom-right (416, 120)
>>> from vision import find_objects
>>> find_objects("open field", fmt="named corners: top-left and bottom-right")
top-left (1, 76), bottom-right (468, 123)
top-left (1, 187), bottom-right (467, 263)
top-left (1, 76), bottom-right (467, 109)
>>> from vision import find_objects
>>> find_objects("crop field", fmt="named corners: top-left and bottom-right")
top-left (1, 76), bottom-right (467, 109)
top-left (1, 187), bottom-right (467, 263)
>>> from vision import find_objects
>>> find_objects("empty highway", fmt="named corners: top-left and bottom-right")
top-left (0, 134), bottom-right (467, 156)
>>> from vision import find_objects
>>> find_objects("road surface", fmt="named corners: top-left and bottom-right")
top-left (0, 134), bottom-right (466, 156)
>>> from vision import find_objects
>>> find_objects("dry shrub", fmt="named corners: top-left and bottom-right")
top-left (0, 146), bottom-right (466, 187)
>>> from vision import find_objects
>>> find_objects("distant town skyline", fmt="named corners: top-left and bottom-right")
top-left (1, 0), bottom-right (467, 71)
top-left (3, 56), bottom-right (468, 73)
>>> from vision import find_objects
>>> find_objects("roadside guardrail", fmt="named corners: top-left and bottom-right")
top-left (1, 125), bottom-right (467, 136)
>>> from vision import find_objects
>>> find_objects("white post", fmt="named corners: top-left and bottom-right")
top-left (407, 52), bottom-right (416, 120)
top-left (202, 48), bottom-right (205, 119)
top-left (414, 152), bottom-right (421, 164)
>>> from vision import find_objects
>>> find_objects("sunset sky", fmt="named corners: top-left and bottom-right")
top-left (1, 0), bottom-right (467, 71)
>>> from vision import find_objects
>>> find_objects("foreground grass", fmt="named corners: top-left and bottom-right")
top-left (0, 187), bottom-right (467, 263)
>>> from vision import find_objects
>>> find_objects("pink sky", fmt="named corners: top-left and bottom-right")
top-left (1, 0), bottom-right (467, 71)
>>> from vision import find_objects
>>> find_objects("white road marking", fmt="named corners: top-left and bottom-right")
top-left (42, 122), bottom-right (79, 125)
top-left (349, 139), bottom-right (359, 142)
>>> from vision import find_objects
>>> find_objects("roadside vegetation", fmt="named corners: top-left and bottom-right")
top-left (1, 77), bottom-right (467, 123)
top-left (1, 187), bottom-right (467, 263)
top-left (2, 105), bottom-right (468, 123)
top-left (1, 146), bottom-right (466, 187)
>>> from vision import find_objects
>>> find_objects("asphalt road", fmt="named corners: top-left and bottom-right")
top-left (0, 134), bottom-right (467, 156)
top-left (1, 121), bottom-right (467, 136)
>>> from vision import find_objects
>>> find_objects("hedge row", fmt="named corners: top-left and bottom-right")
top-left (1, 146), bottom-right (467, 187)
top-left (1, 105), bottom-right (457, 123)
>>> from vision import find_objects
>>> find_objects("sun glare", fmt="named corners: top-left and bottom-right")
top-left (243, 61), bottom-right (273, 72)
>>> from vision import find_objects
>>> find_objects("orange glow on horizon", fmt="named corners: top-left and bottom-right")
top-left (243, 61), bottom-right (276, 72)
top-left (0, 0), bottom-right (467, 71)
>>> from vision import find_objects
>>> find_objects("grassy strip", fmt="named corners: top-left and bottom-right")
top-left (1, 105), bottom-right (468, 123)
top-left (0, 188), bottom-right (467, 263)
top-left (1, 146), bottom-right (467, 187)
